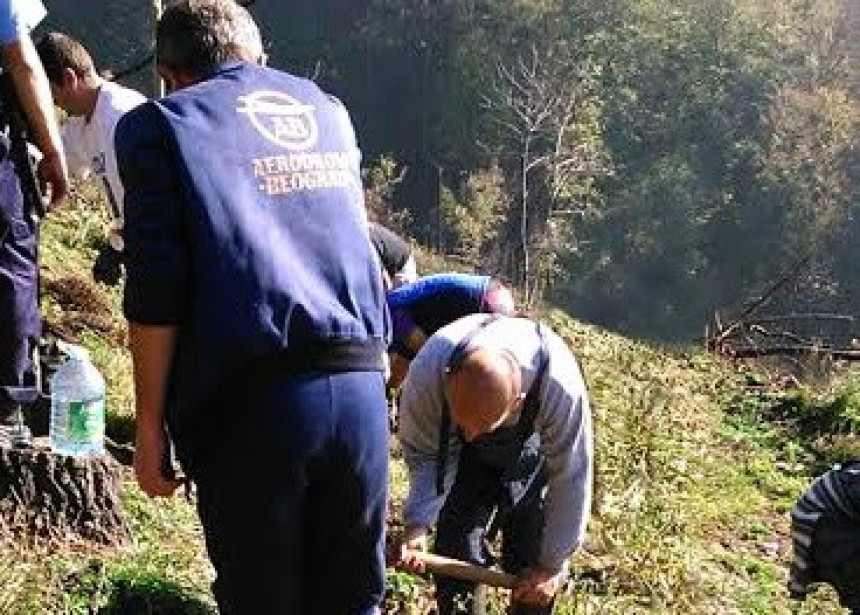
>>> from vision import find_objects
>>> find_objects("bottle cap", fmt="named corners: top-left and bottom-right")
top-left (56, 340), bottom-right (91, 361)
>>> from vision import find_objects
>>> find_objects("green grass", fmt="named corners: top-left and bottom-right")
top-left (1, 193), bottom-right (855, 613)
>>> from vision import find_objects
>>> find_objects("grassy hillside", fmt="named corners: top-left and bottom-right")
top-left (1, 193), bottom-right (857, 614)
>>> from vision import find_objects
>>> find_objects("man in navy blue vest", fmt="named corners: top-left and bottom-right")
top-left (116, 2), bottom-right (389, 613)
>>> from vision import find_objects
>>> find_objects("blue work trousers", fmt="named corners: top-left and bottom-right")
top-left (0, 152), bottom-right (39, 413)
top-left (192, 369), bottom-right (389, 614)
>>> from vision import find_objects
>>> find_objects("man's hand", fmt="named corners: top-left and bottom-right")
top-left (92, 244), bottom-right (123, 286)
top-left (512, 566), bottom-right (564, 607)
top-left (38, 149), bottom-right (68, 208)
top-left (134, 421), bottom-right (183, 497)
top-left (389, 525), bottom-right (429, 573)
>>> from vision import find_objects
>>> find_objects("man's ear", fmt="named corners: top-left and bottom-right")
top-left (158, 64), bottom-right (198, 93)
top-left (61, 66), bottom-right (77, 91)
top-left (157, 64), bottom-right (178, 93)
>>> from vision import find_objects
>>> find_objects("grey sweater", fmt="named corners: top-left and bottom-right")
top-left (398, 314), bottom-right (593, 571)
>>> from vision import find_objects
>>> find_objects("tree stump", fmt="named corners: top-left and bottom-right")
top-left (0, 438), bottom-right (129, 545)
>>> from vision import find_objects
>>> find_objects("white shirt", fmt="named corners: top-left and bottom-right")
top-left (62, 79), bottom-right (146, 250)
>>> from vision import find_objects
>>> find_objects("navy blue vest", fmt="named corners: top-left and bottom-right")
top-left (119, 62), bottom-right (387, 446)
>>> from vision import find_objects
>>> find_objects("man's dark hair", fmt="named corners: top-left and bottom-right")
top-left (157, 0), bottom-right (263, 76)
top-left (35, 32), bottom-right (97, 85)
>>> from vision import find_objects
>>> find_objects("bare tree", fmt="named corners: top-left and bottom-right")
top-left (482, 46), bottom-right (609, 304)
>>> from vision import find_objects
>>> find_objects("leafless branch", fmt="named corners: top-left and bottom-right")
top-left (725, 346), bottom-right (860, 360)
top-left (748, 324), bottom-right (813, 346)
top-left (712, 250), bottom-right (816, 346)
top-left (750, 313), bottom-right (855, 324)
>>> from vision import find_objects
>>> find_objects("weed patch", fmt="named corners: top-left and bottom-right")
top-left (2, 200), bottom-right (853, 613)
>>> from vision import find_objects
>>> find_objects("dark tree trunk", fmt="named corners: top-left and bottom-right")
top-left (0, 440), bottom-right (129, 545)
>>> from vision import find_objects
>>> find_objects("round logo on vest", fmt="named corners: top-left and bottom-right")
top-left (237, 90), bottom-right (318, 151)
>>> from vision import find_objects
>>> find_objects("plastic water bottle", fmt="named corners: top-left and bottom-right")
top-left (49, 342), bottom-right (105, 457)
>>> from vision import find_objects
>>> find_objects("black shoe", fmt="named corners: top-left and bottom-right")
top-left (0, 405), bottom-right (32, 448)
top-left (0, 424), bottom-right (31, 448)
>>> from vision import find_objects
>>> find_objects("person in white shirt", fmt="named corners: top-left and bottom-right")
top-left (36, 32), bottom-right (145, 285)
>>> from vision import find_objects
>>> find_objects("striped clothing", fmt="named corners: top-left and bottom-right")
top-left (789, 461), bottom-right (860, 601)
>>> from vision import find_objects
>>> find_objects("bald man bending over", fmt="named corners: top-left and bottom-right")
top-left (391, 314), bottom-right (594, 614)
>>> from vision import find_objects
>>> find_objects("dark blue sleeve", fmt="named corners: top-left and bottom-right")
top-left (386, 273), bottom-right (489, 310)
top-left (116, 102), bottom-right (189, 325)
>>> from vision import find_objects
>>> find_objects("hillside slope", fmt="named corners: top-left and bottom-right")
top-left (0, 197), bottom-right (854, 614)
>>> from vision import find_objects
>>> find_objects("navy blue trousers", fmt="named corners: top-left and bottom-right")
top-left (191, 370), bottom-right (389, 614)
top-left (0, 155), bottom-right (39, 414)
top-left (434, 443), bottom-right (552, 615)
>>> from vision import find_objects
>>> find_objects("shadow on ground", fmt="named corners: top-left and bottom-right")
top-left (95, 573), bottom-right (214, 615)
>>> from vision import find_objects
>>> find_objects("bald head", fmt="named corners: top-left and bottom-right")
top-left (446, 347), bottom-right (523, 441)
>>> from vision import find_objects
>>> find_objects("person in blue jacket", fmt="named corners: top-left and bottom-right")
top-left (115, 2), bottom-right (388, 613)
top-left (387, 272), bottom-right (515, 388)
top-left (0, 0), bottom-right (68, 447)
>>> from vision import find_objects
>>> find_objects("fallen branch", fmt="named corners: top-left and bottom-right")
top-left (711, 251), bottom-right (815, 347)
top-left (750, 313), bottom-right (855, 325)
top-left (747, 325), bottom-right (812, 346)
top-left (724, 346), bottom-right (860, 360)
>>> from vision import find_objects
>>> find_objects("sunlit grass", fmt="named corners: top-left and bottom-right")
top-left (0, 198), bottom-right (854, 613)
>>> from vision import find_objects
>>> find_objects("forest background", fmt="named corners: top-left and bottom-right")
top-left (0, 1), bottom-right (848, 613)
top-left (44, 0), bottom-right (859, 343)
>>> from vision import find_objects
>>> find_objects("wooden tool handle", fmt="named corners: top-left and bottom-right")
top-left (403, 550), bottom-right (516, 589)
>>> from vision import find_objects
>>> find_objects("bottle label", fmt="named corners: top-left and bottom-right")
top-left (67, 398), bottom-right (105, 444)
